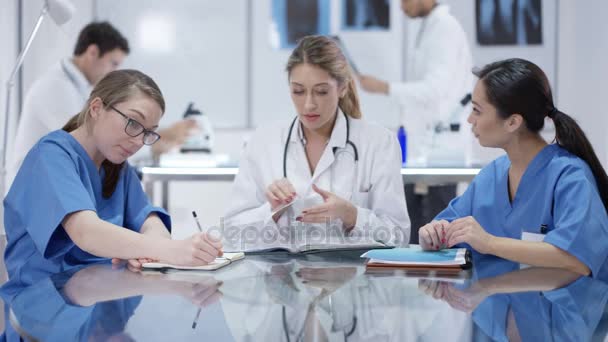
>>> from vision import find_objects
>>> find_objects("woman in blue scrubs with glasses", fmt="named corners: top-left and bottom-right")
top-left (225, 35), bottom-right (410, 244)
top-left (419, 58), bottom-right (608, 278)
top-left (3, 69), bottom-right (222, 289)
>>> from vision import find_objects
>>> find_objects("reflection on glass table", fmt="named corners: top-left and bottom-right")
top-left (4, 251), bottom-right (603, 341)
top-left (418, 257), bottom-right (608, 341)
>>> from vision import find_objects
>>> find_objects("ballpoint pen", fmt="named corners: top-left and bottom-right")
top-left (192, 210), bottom-right (203, 232)
top-left (192, 210), bottom-right (202, 329)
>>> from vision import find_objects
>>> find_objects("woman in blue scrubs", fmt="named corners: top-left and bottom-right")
top-left (419, 58), bottom-right (608, 278)
top-left (4, 69), bottom-right (222, 287)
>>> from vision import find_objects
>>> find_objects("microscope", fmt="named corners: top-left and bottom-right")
top-left (180, 102), bottom-right (215, 153)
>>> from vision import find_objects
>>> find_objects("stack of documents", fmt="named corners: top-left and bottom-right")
top-left (361, 247), bottom-right (470, 271)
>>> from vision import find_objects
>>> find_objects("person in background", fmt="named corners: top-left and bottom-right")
top-left (8, 21), bottom-right (196, 189)
top-left (358, 0), bottom-right (472, 126)
top-left (358, 0), bottom-right (474, 244)
top-left (224, 35), bottom-right (410, 245)
top-left (4, 69), bottom-right (222, 290)
top-left (419, 58), bottom-right (608, 280)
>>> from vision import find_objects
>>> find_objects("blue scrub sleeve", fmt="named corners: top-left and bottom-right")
top-left (21, 143), bottom-right (97, 259)
top-left (543, 166), bottom-right (608, 278)
top-left (123, 165), bottom-right (171, 233)
top-left (434, 177), bottom-right (475, 222)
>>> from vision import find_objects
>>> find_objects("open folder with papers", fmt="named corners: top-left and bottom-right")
top-left (222, 220), bottom-right (395, 255)
top-left (361, 247), bottom-right (471, 271)
top-left (228, 236), bottom-right (390, 255)
top-left (142, 252), bottom-right (245, 272)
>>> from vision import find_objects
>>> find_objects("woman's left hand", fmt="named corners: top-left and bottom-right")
top-left (297, 184), bottom-right (357, 229)
top-left (112, 258), bottom-right (157, 271)
top-left (419, 280), bottom-right (489, 313)
top-left (445, 216), bottom-right (495, 254)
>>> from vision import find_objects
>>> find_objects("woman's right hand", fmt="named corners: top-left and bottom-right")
top-left (167, 232), bottom-right (223, 266)
top-left (265, 178), bottom-right (297, 220)
top-left (419, 220), bottom-right (450, 250)
top-left (172, 276), bottom-right (223, 309)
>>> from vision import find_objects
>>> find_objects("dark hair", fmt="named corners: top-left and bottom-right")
top-left (286, 35), bottom-right (362, 119)
top-left (73, 22), bottom-right (130, 57)
top-left (63, 69), bottom-right (164, 198)
top-left (474, 58), bottom-right (608, 211)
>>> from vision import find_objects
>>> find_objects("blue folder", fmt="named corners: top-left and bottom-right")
top-left (362, 248), bottom-right (462, 262)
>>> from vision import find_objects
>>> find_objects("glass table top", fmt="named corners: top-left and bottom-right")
top-left (2, 250), bottom-right (606, 341)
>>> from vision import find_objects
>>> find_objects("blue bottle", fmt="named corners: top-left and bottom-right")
top-left (397, 125), bottom-right (407, 166)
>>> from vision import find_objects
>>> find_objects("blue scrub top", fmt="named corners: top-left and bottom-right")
top-left (435, 144), bottom-right (608, 280)
top-left (1, 266), bottom-right (141, 342)
top-left (2, 130), bottom-right (171, 293)
top-left (472, 275), bottom-right (608, 342)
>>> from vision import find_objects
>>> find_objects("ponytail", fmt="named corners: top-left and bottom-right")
top-left (474, 58), bottom-right (608, 212)
top-left (63, 113), bottom-right (125, 199)
top-left (62, 113), bottom-right (80, 132)
top-left (338, 78), bottom-right (362, 119)
top-left (551, 110), bottom-right (608, 211)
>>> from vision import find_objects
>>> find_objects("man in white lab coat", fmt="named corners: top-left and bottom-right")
top-left (8, 22), bottom-right (197, 190)
top-left (359, 0), bottom-right (473, 125)
top-left (8, 22), bottom-right (129, 190)
top-left (358, 0), bottom-right (474, 243)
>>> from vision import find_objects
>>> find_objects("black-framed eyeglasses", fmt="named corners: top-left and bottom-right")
top-left (107, 104), bottom-right (161, 145)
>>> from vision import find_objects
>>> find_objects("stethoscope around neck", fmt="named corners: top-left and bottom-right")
top-left (282, 112), bottom-right (359, 179)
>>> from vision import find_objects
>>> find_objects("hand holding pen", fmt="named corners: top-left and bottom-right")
top-left (164, 211), bottom-right (223, 267)
top-left (191, 211), bottom-right (223, 329)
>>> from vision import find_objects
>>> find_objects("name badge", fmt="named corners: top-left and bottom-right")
top-left (521, 231), bottom-right (546, 242)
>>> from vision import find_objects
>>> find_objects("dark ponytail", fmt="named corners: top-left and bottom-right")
top-left (551, 110), bottom-right (608, 210)
top-left (475, 58), bottom-right (608, 211)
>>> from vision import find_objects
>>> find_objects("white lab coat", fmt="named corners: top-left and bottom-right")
top-left (224, 112), bottom-right (411, 245)
top-left (7, 58), bottom-right (92, 190)
top-left (390, 4), bottom-right (474, 158)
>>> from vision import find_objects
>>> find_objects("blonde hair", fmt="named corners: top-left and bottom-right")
top-left (286, 35), bottom-right (362, 119)
top-left (63, 69), bottom-right (164, 198)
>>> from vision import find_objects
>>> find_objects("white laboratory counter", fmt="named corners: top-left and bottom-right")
top-left (139, 165), bottom-right (481, 210)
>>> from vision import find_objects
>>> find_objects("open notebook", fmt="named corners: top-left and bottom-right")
top-left (142, 252), bottom-right (244, 271)
top-left (222, 221), bottom-right (394, 254)
top-left (230, 236), bottom-right (391, 255)
top-left (361, 247), bottom-right (471, 271)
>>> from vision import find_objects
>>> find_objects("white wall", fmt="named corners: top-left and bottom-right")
top-left (95, 0), bottom-right (249, 129)
top-left (556, 0), bottom-right (608, 168)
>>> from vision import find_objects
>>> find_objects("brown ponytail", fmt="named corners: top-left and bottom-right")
top-left (63, 69), bottom-right (164, 198)
top-left (339, 78), bottom-right (362, 119)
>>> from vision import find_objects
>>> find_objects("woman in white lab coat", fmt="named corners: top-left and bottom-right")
top-left (224, 35), bottom-right (410, 245)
